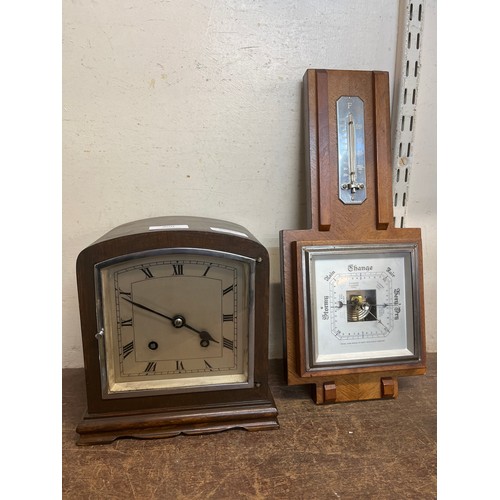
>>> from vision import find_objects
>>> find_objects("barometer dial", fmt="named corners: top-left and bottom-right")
top-left (303, 244), bottom-right (419, 370)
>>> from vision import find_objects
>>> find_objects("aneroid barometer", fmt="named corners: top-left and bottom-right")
top-left (76, 216), bottom-right (278, 444)
top-left (280, 69), bottom-right (426, 404)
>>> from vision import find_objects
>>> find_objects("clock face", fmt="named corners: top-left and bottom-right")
top-left (96, 249), bottom-right (254, 397)
top-left (302, 243), bottom-right (420, 370)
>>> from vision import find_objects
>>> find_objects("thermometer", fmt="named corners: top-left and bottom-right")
top-left (337, 96), bottom-right (367, 204)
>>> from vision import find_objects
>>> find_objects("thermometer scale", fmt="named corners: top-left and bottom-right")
top-left (337, 96), bottom-right (366, 205)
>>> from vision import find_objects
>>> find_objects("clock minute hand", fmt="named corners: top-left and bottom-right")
top-left (121, 297), bottom-right (219, 346)
top-left (122, 296), bottom-right (174, 321)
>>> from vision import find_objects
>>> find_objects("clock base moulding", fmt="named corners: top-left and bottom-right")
top-left (76, 402), bottom-right (279, 445)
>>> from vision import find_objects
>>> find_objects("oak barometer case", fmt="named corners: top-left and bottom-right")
top-left (76, 216), bottom-right (278, 444)
top-left (280, 69), bottom-right (426, 404)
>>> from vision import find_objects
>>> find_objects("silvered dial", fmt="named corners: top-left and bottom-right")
top-left (97, 250), bottom-right (253, 396)
top-left (303, 244), bottom-right (418, 369)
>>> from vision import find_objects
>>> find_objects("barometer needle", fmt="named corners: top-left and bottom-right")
top-left (121, 297), bottom-right (219, 344)
top-left (334, 301), bottom-right (395, 308)
top-left (366, 309), bottom-right (391, 332)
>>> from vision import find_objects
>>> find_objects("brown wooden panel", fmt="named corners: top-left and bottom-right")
top-left (280, 69), bottom-right (426, 405)
top-left (373, 71), bottom-right (393, 229)
top-left (316, 69), bottom-right (332, 231)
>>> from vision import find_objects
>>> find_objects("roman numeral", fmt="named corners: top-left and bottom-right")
top-left (176, 360), bottom-right (185, 371)
top-left (120, 318), bottom-right (133, 327)
top-left (122, 341), bottom-right (134, 358)
top-left (222, 284), bottom-right (234, 295)
top-left (223, 337), bottom-right (234, 350)
top-left (172, 264), bottom-right (184, 275)
top-left (141, 267), bottom-right (154, 279)
top-left (145, 362), bottom-right (157, 373)
top-left (223, 314), bottom-right (234, 322)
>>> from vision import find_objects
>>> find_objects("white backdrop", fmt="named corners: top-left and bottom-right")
top-left (63, 0), bottom-right (436, 367)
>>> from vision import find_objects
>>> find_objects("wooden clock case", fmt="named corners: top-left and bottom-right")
top-left (76, 216), bottom-right (278, 444)
top-left (280, 69), bottom-right (426, 404)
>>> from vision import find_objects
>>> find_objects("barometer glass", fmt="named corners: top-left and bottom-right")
top-left (302, 243), bottom-right (421, 370)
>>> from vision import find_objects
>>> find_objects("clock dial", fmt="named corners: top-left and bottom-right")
top-left (97, 250), bottom-right (252, 396)
top-left (303, 244), bottom-right (419, 370)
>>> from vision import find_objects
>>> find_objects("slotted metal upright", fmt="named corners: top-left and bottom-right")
top-left (392, 0), bottom-right (426, 228)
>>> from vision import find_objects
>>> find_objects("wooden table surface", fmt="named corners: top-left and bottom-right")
top-left (63, 354), bottom-right (436, 499)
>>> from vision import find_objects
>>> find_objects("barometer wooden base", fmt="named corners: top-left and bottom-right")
top-left (77, 402), bottom-right (279, 445)
top-left (316, 375), bottom-right (402, 404)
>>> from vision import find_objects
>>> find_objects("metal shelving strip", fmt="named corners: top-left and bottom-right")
top-left (391, 0), bottom-right (426, 228)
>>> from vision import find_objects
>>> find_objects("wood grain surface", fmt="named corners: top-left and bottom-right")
top-left (63, 355), bottom-right (437, 499)
top-left (280, 70), bottom-right (426, 402)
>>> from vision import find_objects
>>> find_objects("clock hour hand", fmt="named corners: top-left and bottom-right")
top-left (121, 297), bottom-right (219, 346)
top-left (172, 316), bottom-right (219, 346)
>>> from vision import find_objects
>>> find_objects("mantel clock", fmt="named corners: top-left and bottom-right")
top-left (76, 216), bottom-right (278, 444)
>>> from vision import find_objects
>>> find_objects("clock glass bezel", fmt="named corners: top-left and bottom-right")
top-left (94, 247), bottom-right (256, 399)
top-left (302, 242), bottom-right (422, 372)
